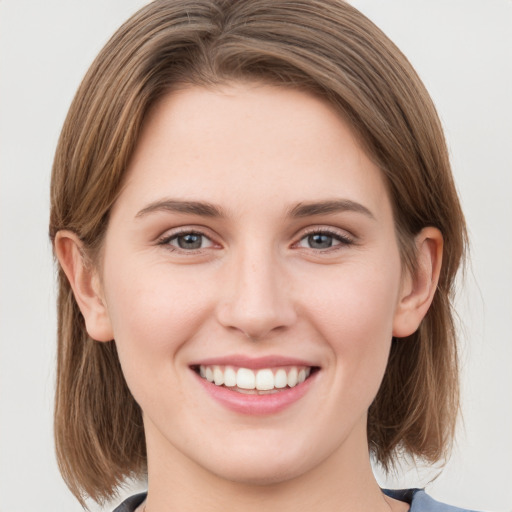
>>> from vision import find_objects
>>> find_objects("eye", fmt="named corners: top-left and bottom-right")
top-left (160, 231), bottom-right (214, 251)
top-left (296, 230), bottom-right (353, 250)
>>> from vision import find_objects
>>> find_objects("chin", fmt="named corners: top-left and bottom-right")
top-left (211, 460), bottom-right (305, 487)
top-left (194, 440), bottom-right (319, 486)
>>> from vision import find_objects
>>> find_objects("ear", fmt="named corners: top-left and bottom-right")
top-left (393, 227), bottom-right (443, 338)
top-left (54, 230), bottom-right (114, 342)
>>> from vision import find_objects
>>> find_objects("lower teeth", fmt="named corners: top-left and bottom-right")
top-left (228, 387), bottom-right (281, 395)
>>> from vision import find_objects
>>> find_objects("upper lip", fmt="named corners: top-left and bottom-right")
top-left (190, 355), bottom-right (318, 369)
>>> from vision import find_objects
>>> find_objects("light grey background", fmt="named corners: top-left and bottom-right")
top-left (1, 1), bottom-right (511, 511)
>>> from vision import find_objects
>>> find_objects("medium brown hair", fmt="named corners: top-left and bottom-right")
top-left (49, 0), bottom-right (467, 505)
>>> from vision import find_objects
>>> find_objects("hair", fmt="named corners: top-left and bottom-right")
top-left (49, 0), bottom-right (467, 506)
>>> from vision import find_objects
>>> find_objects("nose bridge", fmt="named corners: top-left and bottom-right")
top-left (217, 238), bottom-right (296, 339)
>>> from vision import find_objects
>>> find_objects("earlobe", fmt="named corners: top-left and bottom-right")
top-left (54, 231), bottom-right (114, 342)
top-left (392, 227), bottom-right (443, 338)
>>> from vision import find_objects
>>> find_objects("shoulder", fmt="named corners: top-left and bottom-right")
top-left (112, 492), bottom-right (147, 512)
top-left (384, 489), bottom-right (480, 512)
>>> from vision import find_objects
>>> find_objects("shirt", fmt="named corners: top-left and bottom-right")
top-left (112, 488), bottom-right (478, 511)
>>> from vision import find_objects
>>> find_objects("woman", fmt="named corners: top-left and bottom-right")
top-left (49, 1), bottom-right (471, 511)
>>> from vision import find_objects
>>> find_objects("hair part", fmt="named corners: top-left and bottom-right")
top-left (50, 0), bottom-right (467, 505)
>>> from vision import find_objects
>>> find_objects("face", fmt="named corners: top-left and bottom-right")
top-left (95, 83), bottom-right (411, 484)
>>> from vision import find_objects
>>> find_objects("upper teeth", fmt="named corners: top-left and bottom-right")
top-left (199, 365), bottom-right (311, 391)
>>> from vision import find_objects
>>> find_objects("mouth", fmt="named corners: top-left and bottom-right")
top-left (191, 364), bottom-right (319, 395)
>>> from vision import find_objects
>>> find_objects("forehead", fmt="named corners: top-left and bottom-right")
top-left (117, 83), bottom-right (391, 221)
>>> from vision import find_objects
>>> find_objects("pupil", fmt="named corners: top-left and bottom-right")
top-left (178, 234), bottom-right (202, 249)
top-left (308, 233), bottom-right (332, 249)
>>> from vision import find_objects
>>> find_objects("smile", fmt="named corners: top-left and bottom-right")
top-left (195, 365), bottom-right (314, 394)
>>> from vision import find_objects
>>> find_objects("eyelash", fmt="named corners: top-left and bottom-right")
top-left (295, 228), bottom-right (354, 251)
top-left (157, 227), bottom-right (354, 253)
top-left (157, 229), bottom-right (214, 253)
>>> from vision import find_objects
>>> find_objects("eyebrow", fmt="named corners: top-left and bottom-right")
top-left (135, 199), bottom-right (225, 219)
top-left (287, 199), bottom-right (375, 219)
top-left (135, 198), bottom-right (374, 220)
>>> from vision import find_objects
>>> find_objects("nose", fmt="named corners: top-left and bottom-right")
top-left (216, 246), bottom-right (297, 340)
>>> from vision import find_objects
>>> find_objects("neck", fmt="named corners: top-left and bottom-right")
top-left (142, 417), bottom-right (399, 512)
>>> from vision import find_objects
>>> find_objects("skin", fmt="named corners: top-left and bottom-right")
top-left (56, 83), bottom-right (442, 512)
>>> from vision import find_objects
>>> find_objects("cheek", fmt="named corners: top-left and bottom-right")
top-left (300, 259), bottom-right (401, 393)
top-left (304, 257), bottom-right (400, 334)
top-left (101, 259), bottom-right (214, 393)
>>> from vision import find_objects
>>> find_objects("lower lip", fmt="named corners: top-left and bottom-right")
top-left (194, 371), bottom-right (317, 415)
